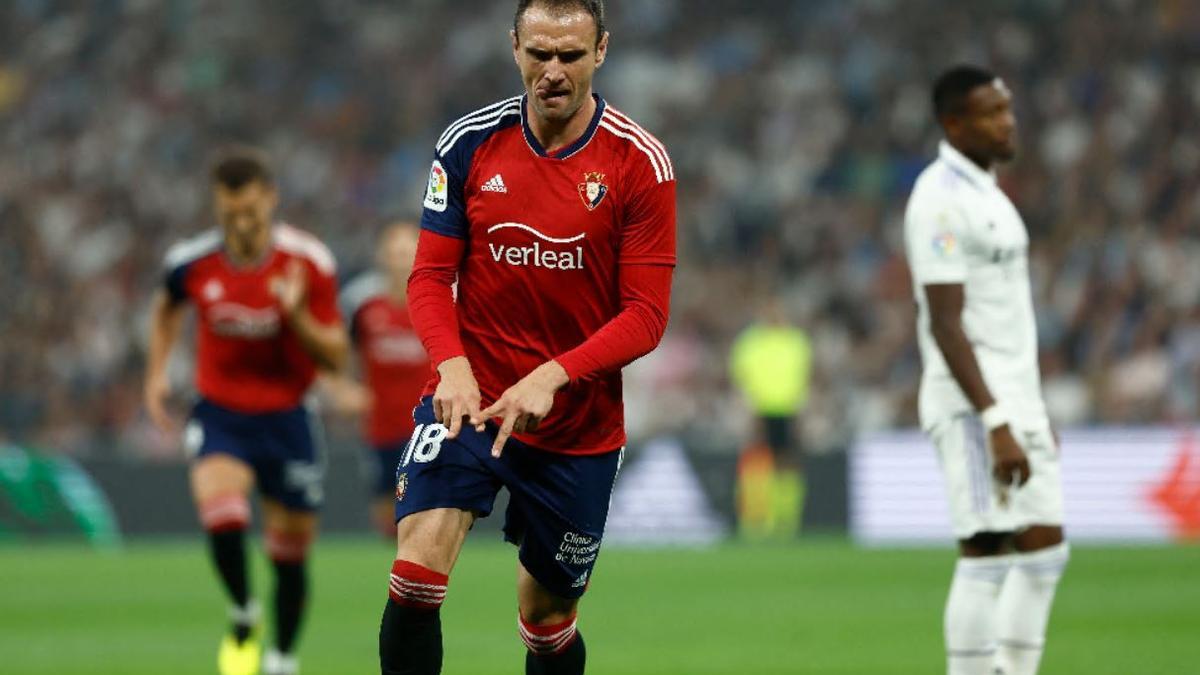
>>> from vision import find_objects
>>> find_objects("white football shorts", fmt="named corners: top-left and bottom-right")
top-left (928, 414), bottom-right (1064, 539)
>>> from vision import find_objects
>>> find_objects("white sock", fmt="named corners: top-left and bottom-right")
top-left (229, 599), bottom-right (261, 625)
top-left (263, 648), bottom-right (299, 675)
top-left (994, 542), bottom-right (1070, 675)
top-left (945, 555), bottom-right (1011, 675)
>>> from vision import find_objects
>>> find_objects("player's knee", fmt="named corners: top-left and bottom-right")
top-left (388, 559), bottom-right (449, 610)
top-left (265, 528), bottom-right (314, 563)
top-left (959, 531), bottom-right (1009, 556)
top-left (198, 493), bottom-right (251, 533)
top-left (395, 508), bottom-right (472, 570)
top-left (518, 611), bottom-right (579, 656)
top-left (1014, 525), bottom-right (1065, 552)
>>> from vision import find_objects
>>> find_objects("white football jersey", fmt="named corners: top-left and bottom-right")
top-left (904, 141), bottom-right (1048, 430)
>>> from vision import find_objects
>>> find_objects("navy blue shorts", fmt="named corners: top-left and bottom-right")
top-left (185, 398), bottom-right (324, 512)
top-left (394, 397), bottom-right (622, 599)
top-left (366, 443), bottom-right (406, 497)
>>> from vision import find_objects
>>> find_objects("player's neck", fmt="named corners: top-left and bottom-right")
top-left (526, 93), bottom-right (596, 155)
top-left (949, 139), bottom-right (993, 172)
top-left (223, 229), bottom-right (272, 267)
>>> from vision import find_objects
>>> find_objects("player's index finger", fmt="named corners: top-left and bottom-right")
top-left (447, 400), bottom-right (463, 438)
top-left (491, 429), bottom-right (508, 457)
top-left (492, 414), bottom-right (516, 457)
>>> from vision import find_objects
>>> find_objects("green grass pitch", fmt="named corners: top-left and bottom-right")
top-left (1, 538), bottom-right (1197, 674)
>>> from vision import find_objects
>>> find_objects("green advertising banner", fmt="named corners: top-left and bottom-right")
top-left (0, 444), bottom-right (120, 547)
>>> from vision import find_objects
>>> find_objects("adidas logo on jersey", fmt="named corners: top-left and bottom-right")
top-left (481, 174), bottom-right (507, 193)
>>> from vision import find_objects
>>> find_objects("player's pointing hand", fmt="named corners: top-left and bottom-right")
top-left (479, 360), bottom-right (569, 458)
top-left (432, 356), bottom-right (484, 439)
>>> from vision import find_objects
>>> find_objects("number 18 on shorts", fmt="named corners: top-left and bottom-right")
top-left (393, 397), bottom-right (622, 598)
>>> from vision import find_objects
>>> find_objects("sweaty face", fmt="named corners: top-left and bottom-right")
top-left (215, 181), bottom-right (276, 250)
top-left (957, 80), bottom-right (1018, 163)
top-left (378, 224), bottom-right (418, 279)
top-left (512, 6), bottom-right (608, 123)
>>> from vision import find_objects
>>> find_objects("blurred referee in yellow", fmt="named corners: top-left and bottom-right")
top-left (730, 297), bottom-right (812, 540)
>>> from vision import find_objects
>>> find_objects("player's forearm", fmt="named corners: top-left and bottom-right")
top-left (931, 318), bottom-right (997, 413)
top-left (316, 372), bottom-right (370, 415)
top-left (555, 264), bottom-right (672, 381)
top-left (408, 230), bottom-right (467, 367)
top-left (287, 309), bottom-right (349, 372)
top-left (147, 292), bottom-right (184, 380)
top-left (408, 270), bottom-right (465, 367)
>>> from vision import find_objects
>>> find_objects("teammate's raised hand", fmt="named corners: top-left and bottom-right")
top-left (432, 356), bottom-right (484, 439)
top-left (479, 360), bottom-right (569, 458)
top-left (272, 259), bottom-right (309, 317)
top-left (989, 425), bottom-right (1031, 486)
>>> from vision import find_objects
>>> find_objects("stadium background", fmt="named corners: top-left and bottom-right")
top-left (1, 1), bottom-right (1198, 673)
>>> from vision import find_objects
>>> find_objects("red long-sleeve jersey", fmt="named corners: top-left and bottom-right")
top-left (341, 272), bottom-right (430, 447)
top-left (410, 94), bottom-right (676, 454)
top-left (163, 224), bottom-right (341, 413)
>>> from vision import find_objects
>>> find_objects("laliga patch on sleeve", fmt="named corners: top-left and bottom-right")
top-left (931, 231), bottom-right (957, 257)
top-left (424, 160), bottom-right (449, 212)
top-left (930, 213), bottom-right (958, 258)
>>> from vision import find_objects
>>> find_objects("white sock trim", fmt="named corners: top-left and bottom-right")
top-left (263, 648), bottom-right (299, 674)
top-left (954, 555), bottom-right (1012, 584)
top-left (947, 647), bottom-right (997, 657)
top-left (1012, 542), bottom-right (1070, 577)
top-left (229, 599), bottom-right (261, 626)
top-left (998, 637), bottom-right (1044, 650)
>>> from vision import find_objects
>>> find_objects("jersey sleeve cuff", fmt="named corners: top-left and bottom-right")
top-left (430, 348), bottom-right (468, 371)
top-left (915, 266), bottom-right (968, 285)
top-left (553, 351), bottom-right (591, 383)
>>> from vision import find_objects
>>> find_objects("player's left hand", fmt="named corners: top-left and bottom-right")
top-left (479, 360), bottom-right (569, 458)
top-left (272, 259), bottom-right (309, 318)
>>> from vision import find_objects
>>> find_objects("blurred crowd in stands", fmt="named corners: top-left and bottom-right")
top-left (2, 0), bottom-right (1198, 458)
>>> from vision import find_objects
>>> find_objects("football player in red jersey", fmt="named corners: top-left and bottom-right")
top-left (326, 221), bottom-right (430, 538)
top-left (145, 148), bottom-right (348, 675)
top-left (377, 2), bottom-right (676, 674)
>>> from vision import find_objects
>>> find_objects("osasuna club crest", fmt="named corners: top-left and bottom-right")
top-left (577, 172), bottom-right (608, 211)
top-left (395, 472), bottom-right (408, 502)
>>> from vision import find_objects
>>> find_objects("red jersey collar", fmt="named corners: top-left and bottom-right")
top-left (520, 93), bottom-right (605, 160)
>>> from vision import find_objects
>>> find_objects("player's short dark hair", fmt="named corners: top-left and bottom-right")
top-left (932, 65), bottom-right (997, 119)
top-left (211, 147), bottom-right (274, 190)
top-left (514, 0), bottom-right (606, 45)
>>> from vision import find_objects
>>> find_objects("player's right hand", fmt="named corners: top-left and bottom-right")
top-left (432, 356), bottom-right (484, 439)
top-left (144, 372), bottom-right (175, 433)
top-left (988, 425), bottom-right (1031, 486)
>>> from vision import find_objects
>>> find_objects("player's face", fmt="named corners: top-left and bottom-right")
top-left (215, 181), bottom-right (277, 248)
top-left (512, 6), bottom-right (608, 123)
top-left (378, 225), bottom-right (418, 279)
top-left (958, 80), bottom-right (1017, 163)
